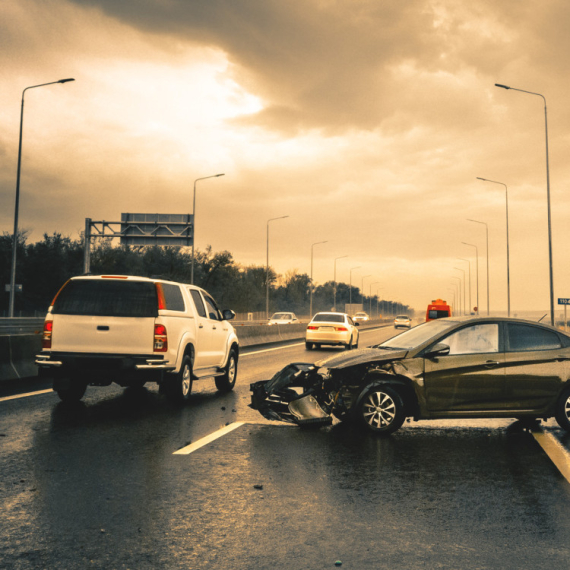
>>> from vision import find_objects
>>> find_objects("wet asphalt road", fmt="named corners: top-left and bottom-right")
top-left (2, 326), bottom-right (570, 569)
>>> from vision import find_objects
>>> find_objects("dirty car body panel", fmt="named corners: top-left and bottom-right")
top-left (250, 317), bottom-right (570, 434)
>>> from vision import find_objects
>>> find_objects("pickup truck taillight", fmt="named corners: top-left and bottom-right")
top-left (42, 320), bottom-right (53, 349)
top-left (154, 324), bottom-right (168, 352)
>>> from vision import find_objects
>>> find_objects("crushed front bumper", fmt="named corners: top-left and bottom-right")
top-left (250, 362), bottom-right (332, 427)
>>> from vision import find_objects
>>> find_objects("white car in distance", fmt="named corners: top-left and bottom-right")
top-left (306, 312), bottom-right (359, 350)
top-left (268, 312), bottom-right (299, 325)
top-left (394, 315), bottom-right (412, 329)
top-left (353, 311), bottom-right (370, 322)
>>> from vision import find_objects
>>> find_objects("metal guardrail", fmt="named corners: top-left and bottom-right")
top-left (0, 318), bottom-right (45, 335)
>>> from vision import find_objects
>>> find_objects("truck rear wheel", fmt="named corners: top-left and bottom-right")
top-left (55, 381), bottom-right (87, 403)
top-left (215, 349), bottom-right (237, 392)
top-left (165, 355), bottom-right (193, 403)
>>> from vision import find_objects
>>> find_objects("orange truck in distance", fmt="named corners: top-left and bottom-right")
top-left (426, 299), bottom-right (452, 321)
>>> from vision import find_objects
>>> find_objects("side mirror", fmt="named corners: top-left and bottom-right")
top-left (222, 309), bottom-right (236, 321)
top-left (354, 322), bottom-right (360, 327)
top-left (425, 342), bottom-right (450, 358)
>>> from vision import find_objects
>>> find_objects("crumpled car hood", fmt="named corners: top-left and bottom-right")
top-left (314, 347), bottom-right (408, 370)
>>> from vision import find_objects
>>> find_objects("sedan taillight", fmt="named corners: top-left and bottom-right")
top-left (42, 320), bottom-right (53, 349)
top-left (335, 326), bottom-right (348, 332)
top-left (154, 324), bottom-right (168, 352)
top-left (307, 325), bottom-right (319, 330)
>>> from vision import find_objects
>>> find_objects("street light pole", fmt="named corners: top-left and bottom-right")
top-left (370, 281), bottom-right (380, 315)
top-left (9, 78), bottom-right (75, 318)
top-left (453, 267), bottom-right (465, 315)
top-left (477, 177), bottom-right (511, 317)
top-left (266, 216), bottom-right (289, 319)
top-left (462, 242), bottom-right (479, 315)
top-left (349, 266), bottom-right (361, 308)
top-left (447, 288), bottom-right (456, 315)
top-left (451, 278), bottom-right (461, 316)
top-left (361, 275), bottom-right (371, 307)
top-left (457, 258), bottom-right (470, 315)
top-left (191, 173), bottom-right (225, 284)
top-left (310, 241), bottom-right (328, 318)
top-left (495, 83), bottom-right (554, 325)
top-left (333, 255), bottom-right (348, 311)
top-left (468, 218), bottom-right (490, 315)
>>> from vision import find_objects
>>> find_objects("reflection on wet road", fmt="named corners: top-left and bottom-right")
top-left (1, 325), bottom-right (570, 569)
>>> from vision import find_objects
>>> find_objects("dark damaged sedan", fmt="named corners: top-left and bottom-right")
top-left (250, 317), bottom-right (570, 435)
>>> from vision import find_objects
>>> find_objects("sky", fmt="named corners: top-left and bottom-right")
top-left (2, 0), bottom-right (570, 315)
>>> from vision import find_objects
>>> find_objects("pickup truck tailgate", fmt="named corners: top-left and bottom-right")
top-left (50, 314), bottom-right (155, 354)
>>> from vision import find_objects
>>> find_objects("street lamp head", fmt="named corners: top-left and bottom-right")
top-left (215, 173), bottom-right (225, 177)
top-left (58, 78), bottom-right (75, 83)
top-left (476, 177), bottom-right (486, 181)
top-left (495, 83), bottom-right (510, 90)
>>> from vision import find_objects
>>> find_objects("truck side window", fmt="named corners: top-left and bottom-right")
top-left (161, 283), bottom-right (185, 312)
top-left (203, 295), bottom-right (221, 321)
top-left (189, 289), bottom-right (207, 318)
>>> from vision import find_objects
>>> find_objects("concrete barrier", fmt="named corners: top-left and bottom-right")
top-left (0, 319), bottom-right (390, 384)
top-left (0, 334), bottom-right (43, 382)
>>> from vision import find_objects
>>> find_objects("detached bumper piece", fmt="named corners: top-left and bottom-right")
top-left (250, 362), bottom-right (332, 427)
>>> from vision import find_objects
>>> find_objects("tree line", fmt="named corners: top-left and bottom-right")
top-left (0, 232), bottom-right (413, 318)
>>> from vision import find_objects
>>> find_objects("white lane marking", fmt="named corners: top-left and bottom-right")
top-left (173, 421), bottom-right (247, 455)
top-left (0, 389), bottom-right (53, 402)
top-left (173, 421), bottom-right (293, 455)
top-left (532, 427), bottom-right (570, 484)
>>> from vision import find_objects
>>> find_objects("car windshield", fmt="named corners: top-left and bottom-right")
top-left (271, 313), bottom-right (289, 319)
top-left (378, 319), bottom-right (457, 350)
top-left (395, 315), bottom-right (409, 319)
top-left (312, 314), bottom-right (344, 323)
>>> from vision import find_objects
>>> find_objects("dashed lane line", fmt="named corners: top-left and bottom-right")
top-left (0, 389), bottom-right (53, 403)
top-left (173, 421), bottom-right (293, 455)
top-left (531, 427), bottom-right (570, 484)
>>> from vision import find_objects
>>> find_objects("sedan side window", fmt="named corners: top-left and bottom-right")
top-left (443, 324), bottom-right (499, 355)
top-left (507, 324), bottom-right (561, 351)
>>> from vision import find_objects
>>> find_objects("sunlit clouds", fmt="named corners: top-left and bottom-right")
top-left (2, 0), bottom-right (570, 313)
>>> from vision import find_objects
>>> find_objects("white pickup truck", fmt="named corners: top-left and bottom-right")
top-left (36, 275), bottom-right (239, 403)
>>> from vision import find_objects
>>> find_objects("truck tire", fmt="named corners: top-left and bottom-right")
top-left (215, 349), bottom-right (237, 392)
top-left (55, 381), bottom-right (87, 403)
top-left (165, 355), bottom-right (193, 403)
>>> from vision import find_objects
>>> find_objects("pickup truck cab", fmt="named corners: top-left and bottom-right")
top-left (36, 275), bottom-right (239, 403)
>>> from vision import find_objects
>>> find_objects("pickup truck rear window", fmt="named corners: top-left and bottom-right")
top-left (52, 280), bottom-right (158, 317)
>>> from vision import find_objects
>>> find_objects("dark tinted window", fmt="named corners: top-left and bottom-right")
top-left (190, 289), bottom-right (207, 318)
top-left (313, 314), bottom-right (344, 323)
top-left (204, 295), bottom-right (221, 320)
top-left (53, 280), bottom-right (158, 317)
top-left (507, 324), bottom-right (561, 352)
top-left (428, 310), bottom-right (449, 319)
top-left (161, 283), bottom-right (185, 312)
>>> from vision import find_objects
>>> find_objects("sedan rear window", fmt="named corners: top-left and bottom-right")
top-left (52, 280), bottom-right (158, 317)
top-left (312, 314), bottom-right (344, 323)
top-left (507, 324), bottom-right (561, 351)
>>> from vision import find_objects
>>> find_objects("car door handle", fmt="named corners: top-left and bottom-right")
top-left (484, 360), bottom-right (499, 368)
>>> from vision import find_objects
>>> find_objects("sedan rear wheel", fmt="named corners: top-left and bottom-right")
top-left (305, 341), bottom-right (313, 350)
top-left (358, 385), bottom-right (406, 435)
top-left (555, 387), bottom-right (570, 432)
